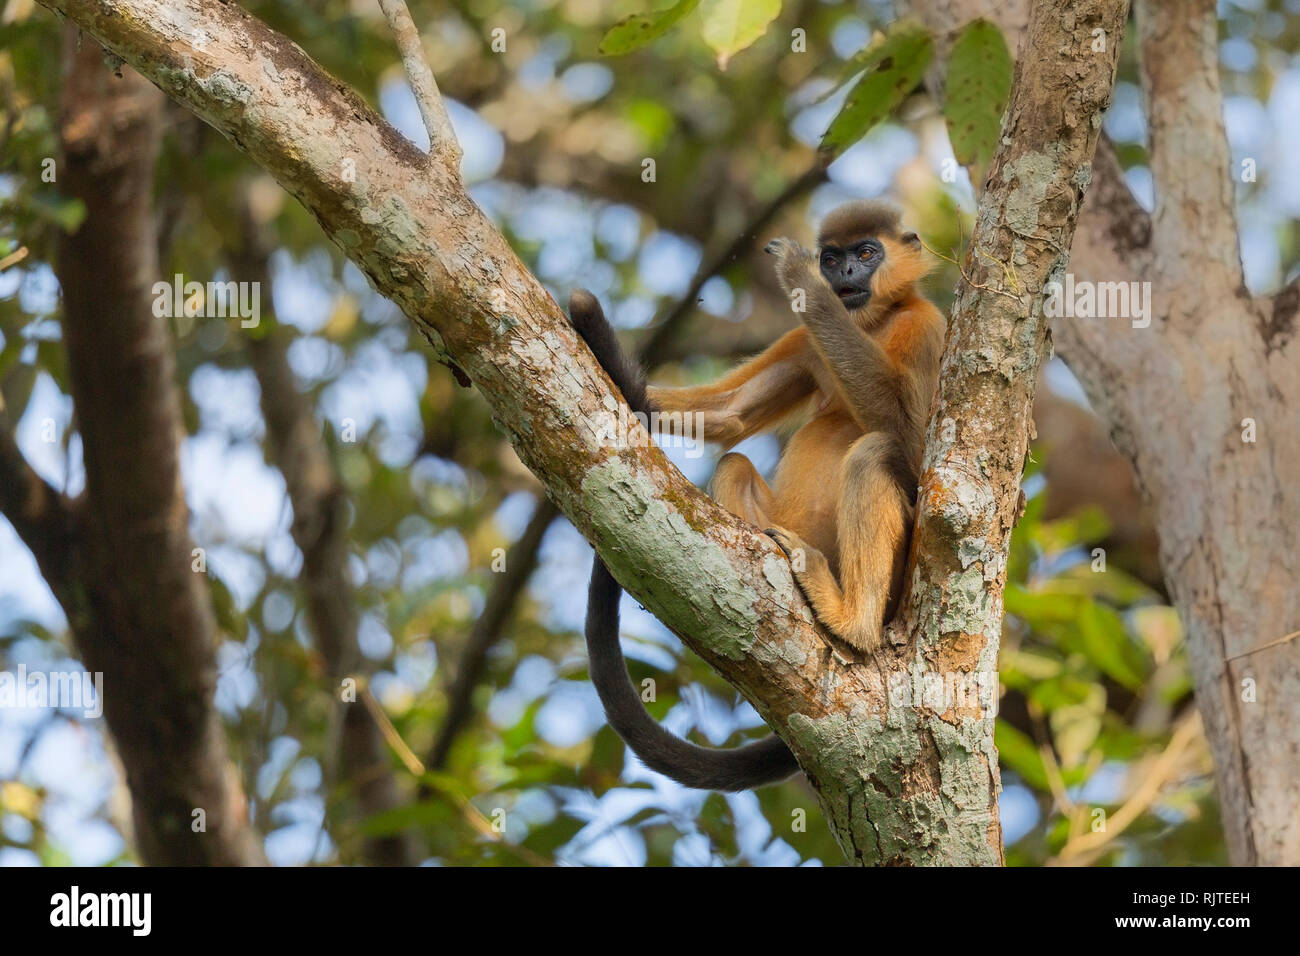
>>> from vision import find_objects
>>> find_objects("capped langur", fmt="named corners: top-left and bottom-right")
top-left (567, 200), bottom-right (946, 791)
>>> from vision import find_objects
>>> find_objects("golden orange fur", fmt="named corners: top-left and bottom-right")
top-left (648, 201), bottom-right (945, 652)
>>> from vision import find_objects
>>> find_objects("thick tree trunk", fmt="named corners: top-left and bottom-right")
top-left (54, 29), bottom-right (263, 865)
top-left (915, 0), bottom-right (1300, 865)
top-left (36, 0), bottom-right (1122, 863)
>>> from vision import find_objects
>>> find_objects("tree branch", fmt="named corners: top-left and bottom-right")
top-left (377, 0), bottom-right (462, 166)
top-left (0, 411), bottom-right (78, 611)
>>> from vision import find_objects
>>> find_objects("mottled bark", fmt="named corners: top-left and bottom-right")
top-left (54, 29), bottom-right (263, 865)
top-left (37, 0), bottom-right (1121, 864)
top-left (917, 0), bottom-right (1300, 866)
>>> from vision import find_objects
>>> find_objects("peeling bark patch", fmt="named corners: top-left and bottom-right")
top-left (762, 553), bottom-right (796, 605)
top-left (779, 640), bottom-right (807, 668)
top-left (1001, 150), bottom-right (1055, 235)
top-left (940, 566), bottom-right (993, 634)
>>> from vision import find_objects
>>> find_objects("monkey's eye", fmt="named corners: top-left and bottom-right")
top-left (858, 248), bottom-right (874, 260)
top-left (821, 255), bottom-right (838, 268)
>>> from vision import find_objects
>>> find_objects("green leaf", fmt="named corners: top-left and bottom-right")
top-left (699, 0), bottom-right (782, 70)
top-left (1074, 601), bottom-right (1150, 689)
top-left (943, 19), bottom-right (1013, 171)
top-left (599, 0), bottom-right (700, 56)
top-left (1004, 582), bottom-right (1082, 626)
top-left (1031, 506), bottom-right (1111, 553)
top-left (28, 193), bottom-right (87, 233)
top-left (360, 798), bottom-right (454, 836)
top-left (995, 721), bottom-right (1049, 791)
top-left (820, 23), bottom-right (932, 158)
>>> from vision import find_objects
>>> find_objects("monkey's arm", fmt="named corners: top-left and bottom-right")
top-left (809, 299), bottom-right (943, 458)
top-left (768, 241), bottom-right (941, 454)
top-left (648, 327), bottom-right (818, 448)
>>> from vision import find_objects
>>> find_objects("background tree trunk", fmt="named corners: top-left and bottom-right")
top-left (52, 27), bottom-right (264, 865)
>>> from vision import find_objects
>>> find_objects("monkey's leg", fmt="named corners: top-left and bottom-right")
top-left (767, 433), bottom-right (911, 653)
top-left (710, 452), bottom-right (776, 527)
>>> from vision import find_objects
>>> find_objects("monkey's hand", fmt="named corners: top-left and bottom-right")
top-left (764, 237), bottom-right (818, 301)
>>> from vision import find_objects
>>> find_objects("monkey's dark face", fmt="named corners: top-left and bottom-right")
top-left (819, 237), bottom-right (883, 311)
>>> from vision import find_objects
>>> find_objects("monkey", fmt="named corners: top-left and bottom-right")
top-left (567, 200), bottom-right (946, 791)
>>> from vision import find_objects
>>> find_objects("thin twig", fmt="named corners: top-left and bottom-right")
top-left (1225, 629), bottom-right (1300, 663)
top-left (362, 687), bottom-right (554, 866)
top-left (0, 246), bottom-right (29, 271)
top-left (920, 234), bottom-right (1021, 302)
top-left (638, 163), bottom-right (827, 361)
top-left (378, 0), bottom-right (462, 166)
top-left (1049, 710), bottom-right (1202, 865)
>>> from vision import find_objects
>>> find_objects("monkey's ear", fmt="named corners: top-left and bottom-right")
top-left (901, 231), bottom-right (920, 246)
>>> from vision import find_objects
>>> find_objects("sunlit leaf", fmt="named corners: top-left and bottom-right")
top-left (699, 0), bottom-right (781, 70)
top-left (820, 23), bottom-right (932, 158)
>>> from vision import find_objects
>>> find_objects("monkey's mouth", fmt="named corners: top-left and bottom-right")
top-left (837, 288), bottom-right (871, 309)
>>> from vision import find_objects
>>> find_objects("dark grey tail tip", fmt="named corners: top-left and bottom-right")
top-left (568, 288), bottom-right (598, 313)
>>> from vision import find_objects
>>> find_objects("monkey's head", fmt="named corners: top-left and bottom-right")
top-left (816, 201), bottom-right (930, 312)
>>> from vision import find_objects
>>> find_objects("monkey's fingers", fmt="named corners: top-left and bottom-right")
top-left (763, 526), bottom-right (795, 560)
top-left (763, 237), bottom-right (801, 257)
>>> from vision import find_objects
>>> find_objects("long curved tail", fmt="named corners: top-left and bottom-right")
top-left (568, 289), bottom-right (800, 791)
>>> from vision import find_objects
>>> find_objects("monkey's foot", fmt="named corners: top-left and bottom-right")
top-left (763, 527), bottom-right (836, 617)
top-left (764, 527), bottom-right (874, 662)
